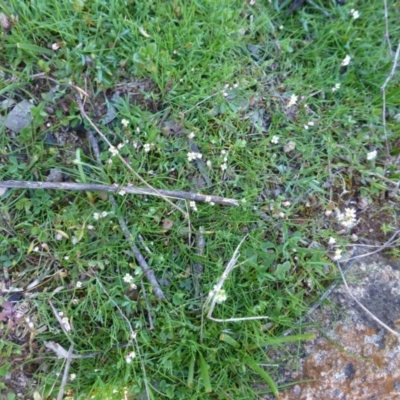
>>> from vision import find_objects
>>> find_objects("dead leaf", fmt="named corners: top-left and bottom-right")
top-left (138, 26), bottom-right (151, 38)
top-left (284, 141), bottom-right (296, 153)
top-left (162, 218), bottom-right (174, 230)
top-left (0, 13), bottom-right (12, 33)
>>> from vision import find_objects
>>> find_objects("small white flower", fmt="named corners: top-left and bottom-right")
top-left (220, 163), bottom-right (227, 171)
top-left (106, 158), bottom-right (113, 165)
top-left (221, 150), bottom-right (227, 155)
top-left (287, 94), bottom-right (298, 107)
top-left (70, 373), bottom-right (77, 381)
top-left (308, 121), bottom-right (315, 126)
top-left (241, 198), bottom-right (247, 204)
top-left (188, 132), bottom-right (195, 139)
top-left (279, 25), bottom-right (284, 30)
top-left (109, 146), bottom-right (119, 157)
top-left (71, 236), bottom-right (79, 245)
top-left (61, 316), bottom-right (71, 332)
top-left (332, 248), bottom-right (342, 261)
top-left (282, 201), bottom-right (291, 207)
top-left (101, 211), bottom-right (108, 218)
top-left (337, 208), bottom-right (357, 228)
top-left (187, 152), bottom-right (203, 162)
top-left (341, 55), bottom-right (351, 67)
top-left (76, 281), bottom-right (83, 289)
top-left (51, 42), bottom-right (61, 51)
top-left (123, 274), bottom-right (134, 283)
top-left (223, 92), bottom-right (229, 97)
top-left (233, 83), bottom-right (239, 88)
top-left (130, 283), bottom-right (137, 290)
top-left (55, 233), bottom-right (63, 241)
top-left (125, 351), bottom-right (136, 364)
top-left (205, 196), bottom-right (212, 203)
top-left (64, 256), bottom-right (70, 260)
top-left (271, 135), bottom-right (279, 144)
top-left (189, 201), bottom-right (198, 211)
top-left (206, 160), bottom-right (212, 168)
top-left (117, 142), bottom-right (125, 150)
top-left (87, 225), bottom-right (94, 230)
top-left (209, 286), bottom-right (227, 303)
top-left (331, 83), bottom-right (341, 92)
top-left (350, 9), bottom-right (360, 19)
top-left (143, 143), bottom-right (154, 153)
top-left (121, 119), bottom-right (129, 128)
top-left (367, 150), bottom-right (377, 160)
top-left (328, 237), bottom-right (336, 245)
top-left (119, 189), bottom-right (126, 196)
top-left (325, 209), bottom-right (333, 217)
top-left (304, 124), bottom-right (309, 130)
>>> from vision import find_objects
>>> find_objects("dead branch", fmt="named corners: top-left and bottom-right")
top-left (0, 180), bottom-right (239, 207)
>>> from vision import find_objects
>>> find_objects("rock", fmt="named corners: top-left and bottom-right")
top-left (4, 100), bottom-right (34, 133)
top-left (261, 255), bottom-right (400, 400)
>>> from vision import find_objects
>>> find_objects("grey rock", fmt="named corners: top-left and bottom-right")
top-left (5, 100), bottom-right (34, 133)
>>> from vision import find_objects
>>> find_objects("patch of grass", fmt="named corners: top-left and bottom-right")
top-left (0, 0), bottom-right (400, 398)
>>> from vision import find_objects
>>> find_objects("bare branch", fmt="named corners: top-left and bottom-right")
top-left (0, 180), bottom-right (239, 207)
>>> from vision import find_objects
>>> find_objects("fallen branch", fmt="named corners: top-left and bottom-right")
top-left (0, 180), bottom-right (239, 207)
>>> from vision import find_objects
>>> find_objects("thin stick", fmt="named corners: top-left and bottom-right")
top-left (85, 128), bottom-right (166, 300)
top-left (382, 0), bottom-right (392, 54)
top-left (0, 180), bottom-right (239, 206)
top-left (57, 344), bottom-right (74, 400)
top-left (380, 39), bottom-right (400, 158)
top-left (336, 261), bottom-right (400, 339)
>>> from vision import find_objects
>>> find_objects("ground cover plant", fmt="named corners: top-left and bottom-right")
top-left (0, 0), bottom-right (399, 398)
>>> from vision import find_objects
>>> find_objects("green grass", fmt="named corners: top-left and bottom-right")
top-left (0, 0), bottom-right (400, 398)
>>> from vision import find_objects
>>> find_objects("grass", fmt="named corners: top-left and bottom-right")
top-left (0, 0), bottom-right (399, 398)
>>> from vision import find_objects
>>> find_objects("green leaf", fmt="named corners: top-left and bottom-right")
top-left (219, 333), bottom-right (240, 349)
top-left (187, 354), bottom-right (195, 388)
top-left (198, 352), bottom-right (212, 393)
top-left (244, 355), bottom-right (278, 396)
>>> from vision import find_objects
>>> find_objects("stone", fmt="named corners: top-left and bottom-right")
top-left (5, 100), bottom-right (34, 133)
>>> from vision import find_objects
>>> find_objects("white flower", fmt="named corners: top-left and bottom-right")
top-left (187, 152), bottom-right (202, 162)
top-left (119, 189), bottom-right (126, 196)
top-left (220, 163), bottom-right (227, 171)
top-left (76, 281), bottom-right (83, 289)
top-left (332, 248), bottom-right (342, 261)
top-left (209, 285), bottom-right (227, 303)
top-left (70, 373), bottom-right (76, 381)
top-left (221, 150), bottom-right (227, 155)
top-left (271, 135), bottom-right (279, 144)
top-left (188, 132), bottom-right (195, 139)
top-left (106, 158), bottom-right (113, 165)
top-left (350, 9), bottom-right (360, 19)
top-left (328, 237), bottom-right (336, 245)
top-left (51, 42), bottom-right (61, 51)
top-left (71, 236), bottom-right (79, 245)
top-left (189, 201), bottom-right (198, 211)
top-left (341, 55), bottom-right (351, 67)
top-left (61, 316), bottom-right (71, 332)
top-left (287, 94), bottom-right (298, 107)
top-left (123, 273), bottom-right (134, 283)
top-left (125, 351), bottom-right (136, 364)
top-left (55, 233), bottom-right (63, 241)
top-left (109, 146), bottom-right (119, 156)
top-left (101, 211), bottom-right (108, 218)
top-left (206, 160), bottom-right (212, 168)
top-left (117, 142), bottom-right (125, 150)
top-left (121, 119), bottom-right (129, 128)
top-left (205, 196), bottom-right (212, 203)
top-left (337, 208), bottom-right (357, 228)
top-left (332, 83), bottom-right (341, 92)
top-left (143, 143), bottom-right (154, 153)
top-left (282, 201), bottom-right (291, 207)
top-left (367, 150), bottom-right (377, 160)
top-left (130, 283), bottom-right (137, 290)
top-left (307, 121), bottom-right (315, 126)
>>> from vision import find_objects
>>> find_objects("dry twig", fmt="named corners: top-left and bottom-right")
top-left (336, 261), bottom-right (400, 340)
top-left (0, 180), bottom-right (238, 206)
